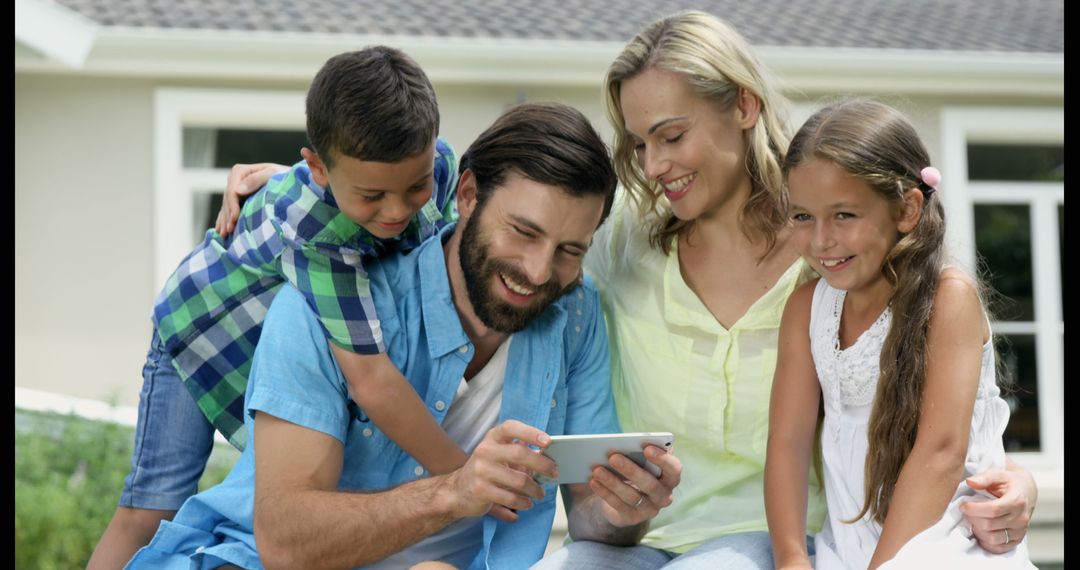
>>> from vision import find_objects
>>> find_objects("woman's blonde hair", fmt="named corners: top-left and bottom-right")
top-left (603, 11), bottom-right (792, 254)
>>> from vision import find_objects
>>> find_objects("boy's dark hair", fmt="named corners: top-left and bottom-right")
top-left (460, 102), bottom-right (618, 226)
top-left (306, 46), bottom-right (439, 168)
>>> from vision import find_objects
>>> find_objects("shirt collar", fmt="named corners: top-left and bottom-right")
top-left (417, 223), bottom-right (472, 359)
top-left (663, 244), bottom-right (808, 332)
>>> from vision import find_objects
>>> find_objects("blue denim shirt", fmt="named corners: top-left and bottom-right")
top-left (128, 223), bottom-right (619, 569)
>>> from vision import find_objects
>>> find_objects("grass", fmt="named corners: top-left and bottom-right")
top-left (14, 409), bottom-right (238, 569)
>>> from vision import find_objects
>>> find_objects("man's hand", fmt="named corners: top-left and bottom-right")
top-left (587, 445), bottom-right (682, 528)
top-left (961, 466), bottom-right (1037, 554)
top-left (445, 420), bottom-right (559, 522)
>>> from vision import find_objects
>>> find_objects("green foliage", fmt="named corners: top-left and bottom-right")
top-left (14, 411), bottom-right (238, 570)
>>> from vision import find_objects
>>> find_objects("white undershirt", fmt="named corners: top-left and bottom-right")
top-left (365, 338), bottom-right (510, 569)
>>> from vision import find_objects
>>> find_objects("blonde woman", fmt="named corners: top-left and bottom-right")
top-left (536, 12), bottom-right (1036, 569)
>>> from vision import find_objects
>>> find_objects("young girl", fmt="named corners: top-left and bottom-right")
top-left (765, 100), bottom-right (1034, 569)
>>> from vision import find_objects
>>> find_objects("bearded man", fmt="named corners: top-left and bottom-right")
top-left (127, 103), bottom-right (683, 570)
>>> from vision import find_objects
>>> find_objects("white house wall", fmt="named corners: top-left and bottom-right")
top-left (14, 74), bottom-right (1060, 406)
top-left (16, 74), bottom-right (157, 406)
top-left (14, 74), bottom-right (606, 407)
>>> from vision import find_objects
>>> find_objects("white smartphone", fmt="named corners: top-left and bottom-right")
top-left (537, 432), bottom-right (674, 485)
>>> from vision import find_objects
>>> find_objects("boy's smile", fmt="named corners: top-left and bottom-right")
top-left (304, 142), bottom-right (436, 239)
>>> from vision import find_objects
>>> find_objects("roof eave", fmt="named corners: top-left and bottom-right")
top-left (15, 0), bottom-right (100, 68)
top-left (13, 27), bottom-right (1064, 97)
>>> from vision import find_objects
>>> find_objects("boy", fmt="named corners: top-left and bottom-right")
top-left (89, 46), bottom-right (470, 569)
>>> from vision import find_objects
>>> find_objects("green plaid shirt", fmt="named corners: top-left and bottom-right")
top-left (152, 139), bottom-right (458, 447)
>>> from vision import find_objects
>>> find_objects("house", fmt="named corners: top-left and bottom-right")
top-left (15, 0), bottom-right (1063, 563)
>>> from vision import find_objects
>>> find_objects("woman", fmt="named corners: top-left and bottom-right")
top-left (536, 11), bottom-right (1036, 569)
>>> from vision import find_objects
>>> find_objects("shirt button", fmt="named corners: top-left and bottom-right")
top-left (414, 466), bottom-right (425, 476)
top-left (434, 401), bottom-right (446, 411)
top-left (577, 292), bottom-right (584, 299)
top-left (362, 428), bottom-right (373, 437)
top-left (576, 309), bottom-right (582, 316)
top-left (550, 398), bottom-right (557, 409)
top-left (458, 346), bottom-right (468, 353)
top-left (574, 326), bottom-right (581, 333)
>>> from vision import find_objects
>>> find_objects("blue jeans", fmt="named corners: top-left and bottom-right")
top-left (533, 532), bottom-right (815, 570)
top-left (119, 332), bottom-right (216, 510)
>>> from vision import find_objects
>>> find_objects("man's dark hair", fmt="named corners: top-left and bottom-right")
top-left (460, 102), bottom-right (618, 226)
top-left (306, 46), bottom-right (439, 168)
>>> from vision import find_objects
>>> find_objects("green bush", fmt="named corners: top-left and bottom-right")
top-left (14, 411), bottom-right (237, 570)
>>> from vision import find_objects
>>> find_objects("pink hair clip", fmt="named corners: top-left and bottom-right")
top-left (920, 166), bottom-right (941, 189)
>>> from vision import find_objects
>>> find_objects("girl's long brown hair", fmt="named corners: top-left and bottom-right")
top-left (603, 11), bottom-right (792, 254)
top-left (784, 100), bottom-right (949, 525)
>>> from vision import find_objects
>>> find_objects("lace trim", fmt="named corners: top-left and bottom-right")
top-left (813, 286), bottom-right (892, 407)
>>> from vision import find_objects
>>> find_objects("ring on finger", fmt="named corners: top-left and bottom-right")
top-left (1003, 528), bottom-right (1011, 544)
top-left (634, 495), bottom-right (646, 508)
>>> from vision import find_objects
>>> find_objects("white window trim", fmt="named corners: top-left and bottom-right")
top-left (153, 88), bottom-right (306, 291)
top-left (940, 106), bottom-right (1063, 472)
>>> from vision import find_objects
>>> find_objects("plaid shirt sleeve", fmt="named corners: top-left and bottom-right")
top-left (432, 137), bottom-right (460, 225)
top-left (280, 242), bottom-right (384, 353)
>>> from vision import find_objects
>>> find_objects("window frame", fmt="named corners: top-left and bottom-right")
top-left (153, 88), bottom-right (306, 290)
top-left (940, 106), bottom-right (1064, 470)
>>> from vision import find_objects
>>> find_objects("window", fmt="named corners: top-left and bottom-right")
top-left (153, 89), bottom-right (306, 289)
top-left (183, 127), bottom-right (308, 243)
top-left (941, 108), bottom-right (1063, 465)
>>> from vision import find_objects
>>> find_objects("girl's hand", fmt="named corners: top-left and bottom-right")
top-left (961, 466), bottom-right (1037, 554)
top-left (215, 162), bottom-right (289, 237)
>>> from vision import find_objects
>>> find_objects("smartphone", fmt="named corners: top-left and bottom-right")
top-left (536, 432), bottom-right (674, 485)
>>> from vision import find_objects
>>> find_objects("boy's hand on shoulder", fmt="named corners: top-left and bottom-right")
top-left (216, 162), bottom-right (289, 237)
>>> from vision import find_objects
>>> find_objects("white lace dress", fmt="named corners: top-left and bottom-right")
top-left (809, 280), bottom-right (1033, 569)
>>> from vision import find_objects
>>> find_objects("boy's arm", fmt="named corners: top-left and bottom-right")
top-left (250, 290), bottom-right (557, 567)
top-left (765, 280), bottom-right (821, 569)
top-left (868, 275), bottom-right (987, 568)
top-left (293, 247), bottom-right (475, 483)
top-left (332, 347), bottom-right (467, 475)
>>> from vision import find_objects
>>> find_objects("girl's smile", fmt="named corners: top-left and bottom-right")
top-left (786, 159), bottom-right (917, 302)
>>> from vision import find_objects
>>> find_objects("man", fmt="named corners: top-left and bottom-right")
top-left (128, 102), bottom-right (683, 569)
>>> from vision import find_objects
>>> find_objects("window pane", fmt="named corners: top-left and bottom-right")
top-left (213, 129), bottom-right (309, 168)
top-left (997, 334), bottom-right (1040, 452)
top-left (192, 192), bottom-right (224, 245)
top-left (974, 205), bottom-right (1034, 321)
top-left (967, 144), bottom-right (1064, 182)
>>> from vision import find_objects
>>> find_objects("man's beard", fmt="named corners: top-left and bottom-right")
top-left (458, 207), bottom-right (576, 333)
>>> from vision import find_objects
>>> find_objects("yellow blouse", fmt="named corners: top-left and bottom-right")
top-left (585, 202), bottom-right (826, 553)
